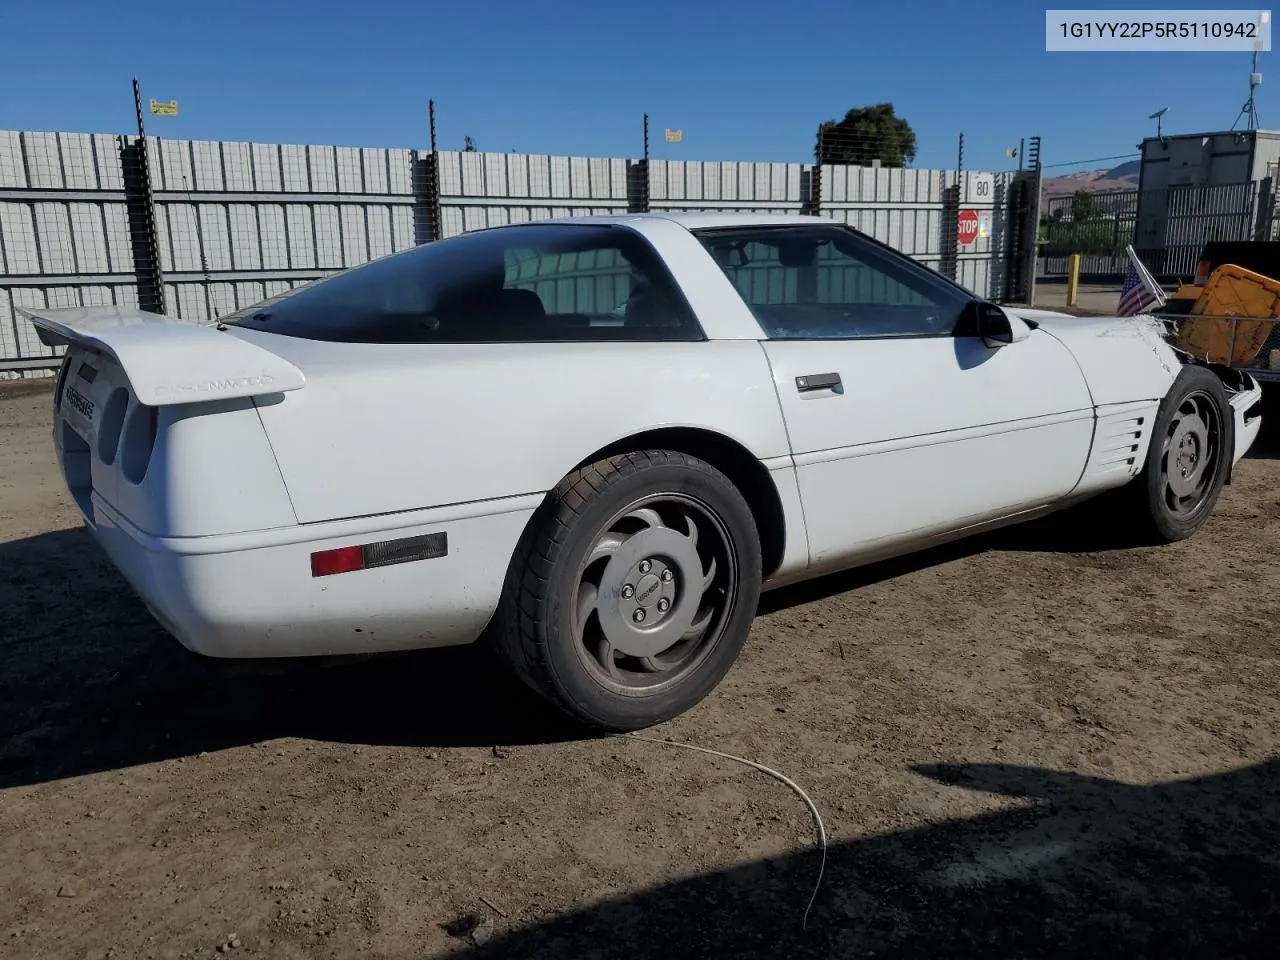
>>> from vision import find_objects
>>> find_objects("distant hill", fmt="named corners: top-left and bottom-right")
top-left (1040, 160), bottom-right (1140, 212)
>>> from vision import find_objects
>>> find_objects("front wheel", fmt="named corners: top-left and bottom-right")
top-left (1123, 364), bottom-right (1235, 543)
top-left (493, 450), bottom-right (762, 731)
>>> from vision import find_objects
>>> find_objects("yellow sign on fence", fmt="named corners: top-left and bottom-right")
top-left (149, 99), bottom-right (178, 116)
top-left (664, 128), bottom-right (682, 142)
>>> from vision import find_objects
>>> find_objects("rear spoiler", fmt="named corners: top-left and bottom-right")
top-left (18, 306), bottom-right (305, 407)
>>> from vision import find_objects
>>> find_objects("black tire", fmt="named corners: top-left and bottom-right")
top-left (1121, 364), bottom-right (1235, 543)
top-left (493, 450), bottom-right (762, 731)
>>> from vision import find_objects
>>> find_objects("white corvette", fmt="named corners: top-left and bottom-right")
top-left (24, 213), bottom-right (1263, 730)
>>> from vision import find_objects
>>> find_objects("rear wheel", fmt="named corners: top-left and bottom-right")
top-left (1122, 365), bottom-right (1234, 543)
top-left (494, 450), bottom-right (762, 731)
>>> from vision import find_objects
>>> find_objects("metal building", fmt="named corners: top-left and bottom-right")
top-left (1134, 130), bottom-right (1280, 275)
top-left (1137, 129), bottom-right (1280, 190)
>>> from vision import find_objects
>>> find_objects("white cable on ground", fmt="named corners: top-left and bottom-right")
top-left (624, 732), bottom-right (828, 931)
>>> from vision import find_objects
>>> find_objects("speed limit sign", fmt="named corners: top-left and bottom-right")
top-left (966, 173), bottom-right (993, 205)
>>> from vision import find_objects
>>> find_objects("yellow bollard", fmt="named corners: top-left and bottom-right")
top-left (1066, 253), bottom-right (1081, 307)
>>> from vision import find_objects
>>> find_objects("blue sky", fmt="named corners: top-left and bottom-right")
top-left (0, 0), bottom-right (1270, 172)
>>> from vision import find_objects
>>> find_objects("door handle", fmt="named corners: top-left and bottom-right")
top-left (795, 372), bottom-right (842, 393)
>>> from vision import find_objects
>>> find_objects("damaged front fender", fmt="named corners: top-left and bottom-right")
top-left (1014, 307), bottom-right (1264, 477)
top-left (1019, 310), bottom-right (1181, 407)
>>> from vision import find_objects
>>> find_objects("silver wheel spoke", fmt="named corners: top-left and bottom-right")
top-left (575, 582), bottom-right (598, 636)
top-left (625, 507), bottom-right (666, 529)
top-left (680, 606), bottom-right (714, 643)
top-left (595, 633), bottom-right (623, 679)
top-left (683, 512), bottom-right (699, 547)
top-left (587, 533), bottom-right (625, 567)
top-left (701, 555), bottom-right (717, 593)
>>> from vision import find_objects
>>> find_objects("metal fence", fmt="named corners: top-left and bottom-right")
top-left (1152, 181), bottom-right (1263, 276)
top-left (1041, 179), bottom-right (1277, 281)
top-left (0, 131), bottom-right (423, 371)
top-left (1, 128), bottom-right (1035, 374)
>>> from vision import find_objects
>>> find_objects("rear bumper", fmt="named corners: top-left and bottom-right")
top-left (85, 493), bottom-right (538, 658)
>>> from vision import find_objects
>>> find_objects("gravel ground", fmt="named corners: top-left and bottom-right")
top-left (1, 379), bottom-right (1278, 960)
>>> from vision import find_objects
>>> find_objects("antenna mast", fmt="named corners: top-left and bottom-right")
top-left (1149, 106), bottom-right (1168, 142)
top-left (1235, 49), bottom-right (1263, 130)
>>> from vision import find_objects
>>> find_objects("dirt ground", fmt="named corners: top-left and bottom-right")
top-left (1, 377), bottom-right (1278, 960)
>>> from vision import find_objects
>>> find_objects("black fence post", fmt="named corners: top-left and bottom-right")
top-left (1254, 176), bottom-right (1275, 240)
top-left (1001, 136), bottom-right (1042, 304)
top-left (800, 123), bottom-right (823, 217)
top-left (989, 178), bottom-right (1009, 299)
top-left (1021, 136), bottom-right (1043, 304)
top-left (629, 114), bottom-right (651, 214)
top-left (411, 150), bottom-right (433, 245)
top-left (123, 78), bottom-right (165, 314)
top-left (807, 127), bottom-right (823, 218)
top-left (801, 164), bottom-right (820, 217)
top-left (414, 100), bottom-right (443, 244)
top-left (1002, 178), bottom-right (1026, 303)
top-left (940, 182), bottom-right (960, 281)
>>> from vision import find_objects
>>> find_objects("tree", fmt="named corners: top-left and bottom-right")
top-left (462, 136), bottom-right (477, 152)
top-left (1070, 189), bottom-right (1100, 221)
top-left (816, 104), bottom-right (917, 168)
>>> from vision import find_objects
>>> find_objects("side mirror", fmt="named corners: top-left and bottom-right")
top-left (977, 303), bottom-right (1032, 348)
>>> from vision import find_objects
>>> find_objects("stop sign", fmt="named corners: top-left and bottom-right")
top-left (957, 209), bottom-right (980, 245)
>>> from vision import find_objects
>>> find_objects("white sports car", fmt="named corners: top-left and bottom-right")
top-left (25, 213), bottom-right (1263, 730)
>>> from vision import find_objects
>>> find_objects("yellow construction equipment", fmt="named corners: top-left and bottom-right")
top-left (1174, 263), bottom-right (1280, 368)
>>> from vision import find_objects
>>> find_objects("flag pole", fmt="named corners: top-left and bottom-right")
top-left (1125, 244), bottom-right (1167, 308)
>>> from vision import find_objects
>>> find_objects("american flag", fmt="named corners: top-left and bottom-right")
top-left (1117, 246), bottom-right (1164, 316)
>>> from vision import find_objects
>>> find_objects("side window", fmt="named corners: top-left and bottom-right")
top-left (698, 225), bottom-right (973, 340)
top-left (503, 246), bottom-right (634, 323)
top-left (220, 224), bottom-right (703, 344)
top-left (472, 231), bottom-right (701, 340)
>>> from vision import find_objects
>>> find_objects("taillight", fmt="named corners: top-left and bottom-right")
top-left (121, 404), bottom-right (159, 485)
top-left (310, 546), bottom-right (365, 577)
top-left (310, 532), bottom-right (448, 577)
top-left (97, 388), bottom-right (130, 465)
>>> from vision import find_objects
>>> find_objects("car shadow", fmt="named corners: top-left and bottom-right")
top-left (0, 526), bottom-right (598, 789)
top-left (438, 757), bottom-right (1280, 959)
top-left (758, 536), bottom-right (986, 615)
top-left (758, 501), bottom-right (1154, 616)
top-left (0, 473), bottom-right (1229, 791)
top-left (3, 382), bottom-right (1273, 793)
